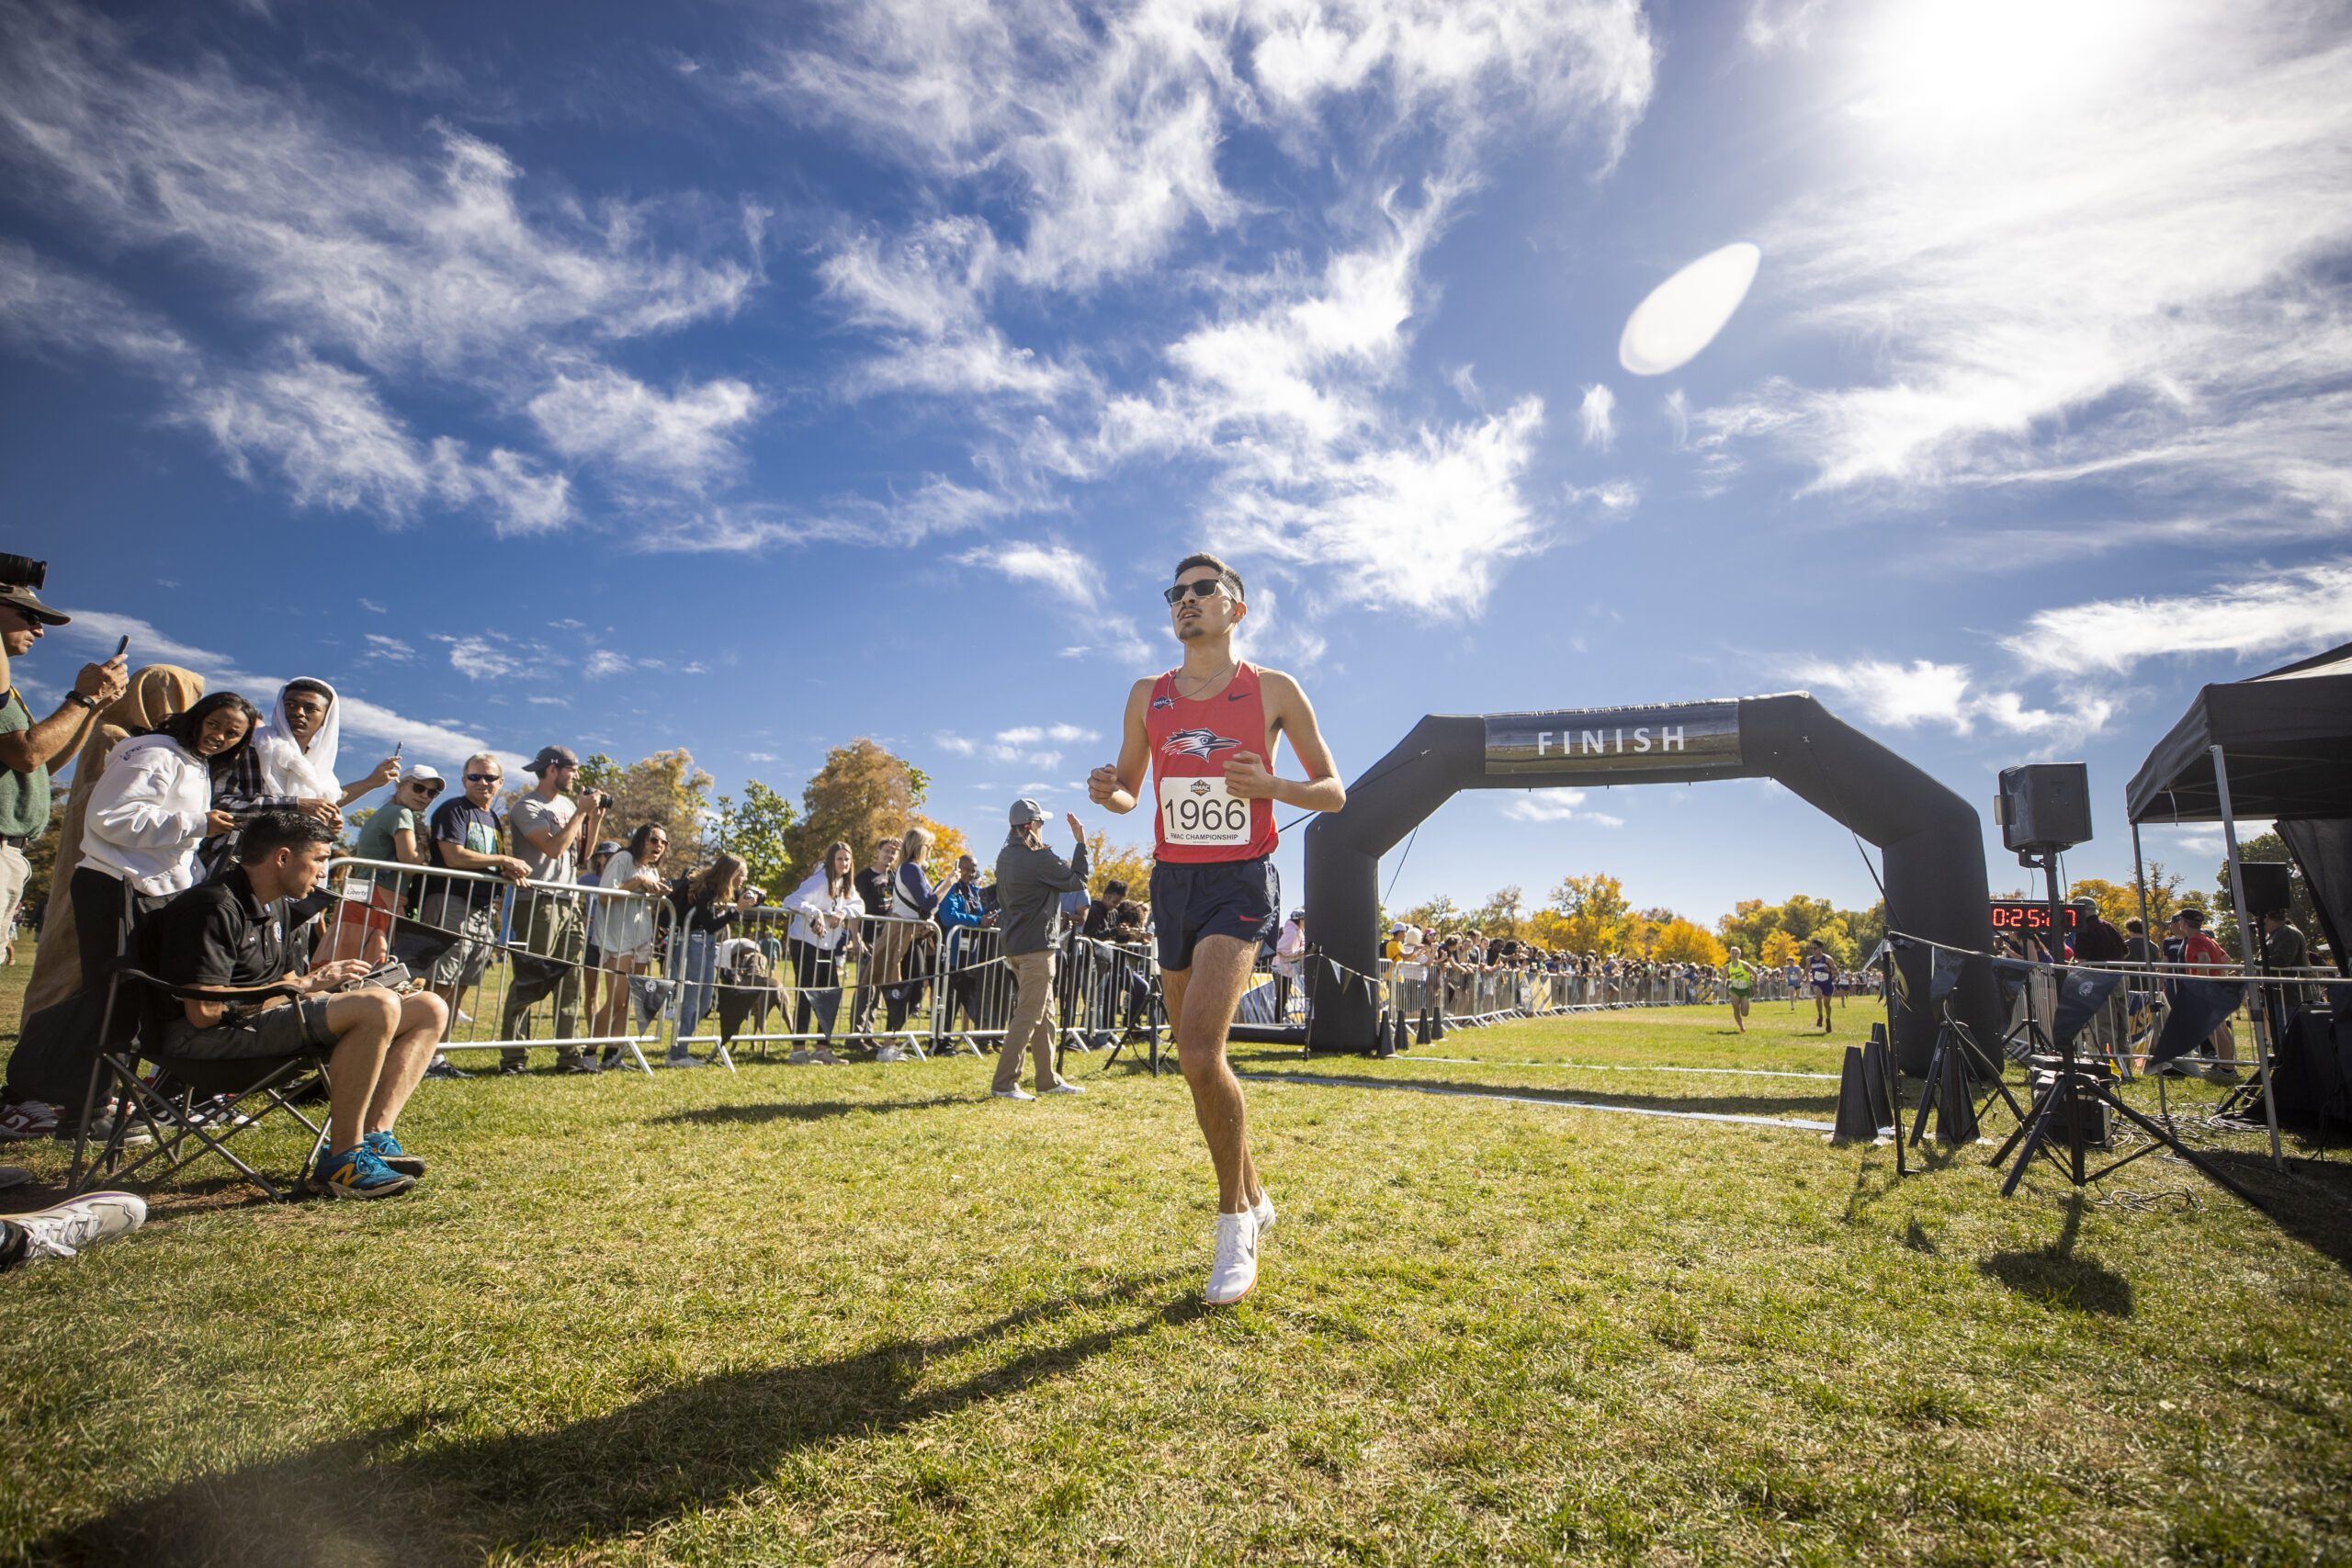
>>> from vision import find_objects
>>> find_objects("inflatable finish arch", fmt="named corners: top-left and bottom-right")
top-left (1302, 694), bottom-right (1998, 1074)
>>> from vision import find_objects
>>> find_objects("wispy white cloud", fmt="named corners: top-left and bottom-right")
top-left (527, 364), bottom-right (761, 490)
top-left (643, 477), bottom-right (1017, 554)
top-left (363, 634), bottom-right (414, 661)
top-left (435, 634), bottom-right (525, 682)
top-left (582, 649), bottom-right (634, 679)
top-left (1788, 658), bottom-right (2117, 744)
top-left (2003, 558), bottom-right (2352, 676)
top-left (188, 353), bottom-right (572, 535)
top-left (1501, 792), bottom-right (1623, 828)
top-left (1578, 383), bottom-right (1617, 450)
top-left (1697, 6), bottom-right (2352, 540)
top-left (0, 6), bottom-right (755, 376)
top-left (957, 539), bottom-right (1151, 662)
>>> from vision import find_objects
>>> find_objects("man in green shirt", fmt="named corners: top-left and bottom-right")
top-left (1723, 944), bottom-right (1756, 1034)
top-left (0, 573), bottom-right (129, 949)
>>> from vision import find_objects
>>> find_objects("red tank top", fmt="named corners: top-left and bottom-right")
top-left (1146, 661), bottom-right (1278, 863)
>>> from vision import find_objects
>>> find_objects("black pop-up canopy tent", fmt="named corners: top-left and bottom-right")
top-left (2126, 639), bottom-right (2352, 975)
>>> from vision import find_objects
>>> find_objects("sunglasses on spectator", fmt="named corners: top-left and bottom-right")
top-left (1162, 580), bottom-right (1230, 604)
top-left (405, 781), bottom-right (444, 795)
top-left (466, 773), bottom-right (501, 784)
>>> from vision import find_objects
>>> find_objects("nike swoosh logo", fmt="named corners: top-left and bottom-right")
top-left (1227, 691), bottom-right (1248, 701)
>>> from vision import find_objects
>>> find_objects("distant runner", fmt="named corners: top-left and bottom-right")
top-left (1089, 553), bottom-right (1345, 1306)
top-left (1806, 939), bottom-right (1838, 1032)
top-left (1723, 945), bottom-right (1755, 1034)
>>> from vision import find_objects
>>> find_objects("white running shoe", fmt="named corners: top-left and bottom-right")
top-left (1250, 1190), bottom-right (1276, 1239)
top-left (1042, 1082), bottom-right (1086, 1096)
top-left (1205, 1211), bottom-right (1258, 1306)
top-left (787, 1049), bottom-right (815, 1065)
top-left (10, 1191), bottom-right (147, 1261)
top-left (873, 1045), bottom-right (908, 1064)
top-left (992, 1087), bottom-right (1036, 1101)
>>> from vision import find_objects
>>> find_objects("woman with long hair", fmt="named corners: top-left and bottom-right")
top-left (665, 851), bottom-right (750, 1066)
top-left (872, 823), bottom-right (942, 1050)
top-left (591, 822), bottom-right (672, 1061)
top-left (0, 693), bottom-right (257, 1125)
top-left (781, 840), bottom-right (865, 1063)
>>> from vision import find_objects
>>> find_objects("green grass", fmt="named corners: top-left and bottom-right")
top-left (4, 941), bottom-right (2350, 1566)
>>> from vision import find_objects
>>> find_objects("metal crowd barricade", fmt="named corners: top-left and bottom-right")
top-left (322, 855), bottom-right (678, 1074)
top-left (659, 906), bottom-right (942, 1062)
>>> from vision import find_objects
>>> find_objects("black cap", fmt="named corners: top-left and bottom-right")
top-left (0, 582), bottom-right (69, 626)
top-left (526, 744), bottom-right (581, 775)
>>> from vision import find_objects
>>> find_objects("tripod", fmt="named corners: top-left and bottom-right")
top-left (1986, 851), bottom-right (2267, 1212)
top-left (1909, 999), bottom-right (2025, 1147)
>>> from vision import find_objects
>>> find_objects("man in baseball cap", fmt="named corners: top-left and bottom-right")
top-left (1, 558), bottom-right (128, 976)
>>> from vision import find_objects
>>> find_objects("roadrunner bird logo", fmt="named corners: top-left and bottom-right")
top-left (1161, 727), bottom-right (1240, 759)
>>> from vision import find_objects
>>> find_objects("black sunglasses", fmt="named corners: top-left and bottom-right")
top-left (1162, 580), bottom-right (1230, 605)
top-left (466, 773), bottom-right (502, 784)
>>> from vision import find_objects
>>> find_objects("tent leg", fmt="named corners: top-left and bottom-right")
top-left (2210, 744), bottom-right (2284, 1170)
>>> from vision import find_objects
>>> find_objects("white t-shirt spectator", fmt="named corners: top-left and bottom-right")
top-left (78, 734), bottom-right (215, 897)
top-left (783, 869), bottom-right (862, 952)
top-left (594, 848), bottom-right (659, 957)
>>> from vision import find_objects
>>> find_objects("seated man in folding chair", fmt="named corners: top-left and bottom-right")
top-left (153, 806), bottom-right (448, 1199)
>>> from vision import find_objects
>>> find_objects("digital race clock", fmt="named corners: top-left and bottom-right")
top-left (1989, 900), bottom-right (2083, 934)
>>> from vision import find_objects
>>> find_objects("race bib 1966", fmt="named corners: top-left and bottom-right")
top-left (1159, 774), bottom-right (1252, 847)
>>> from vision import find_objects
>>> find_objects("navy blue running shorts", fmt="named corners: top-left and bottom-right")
top-left (1149, 856), bottom-right (1280, 973)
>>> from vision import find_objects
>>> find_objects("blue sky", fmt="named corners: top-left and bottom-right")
top-left (4, 0), bottom-right (2347, 924)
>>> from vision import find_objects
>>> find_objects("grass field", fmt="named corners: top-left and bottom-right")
top-left (4, 941), bottom-right (2350, 1566)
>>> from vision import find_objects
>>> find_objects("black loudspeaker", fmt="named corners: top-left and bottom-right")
top-left (1996, 762), bottom-right (2093, 852)
top-left (2240, 860), bottom-right (2293, 918)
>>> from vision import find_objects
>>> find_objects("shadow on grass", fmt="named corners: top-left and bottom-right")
top-left (2198, 1147), bottom-right (2352, 1276)
top-left (650, 1093), bottom-right (973, 1127)
top-left (1245, 1070), bottom-right (1837, 1122)
top-left (46, 1271), bottom-right (1194, 1567)
top-left (1978, 1195), bottom-right (2135, 1316)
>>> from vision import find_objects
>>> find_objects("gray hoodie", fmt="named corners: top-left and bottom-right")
top-left (993, 830), bottom-right (1090, 957)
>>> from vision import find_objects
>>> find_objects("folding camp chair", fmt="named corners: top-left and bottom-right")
top-left (67, 967), bottom-right (334, 1203)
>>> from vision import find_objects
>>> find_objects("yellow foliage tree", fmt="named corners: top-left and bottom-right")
top-left (1547, 874), bottom-right (1631, 953)
top-left (1652, 917), bottom-right (1727, 964)
top-left (784, 738), bottom-right (922, 885)
top-left (1758, 930), bottom-right (1803, 967)
top-left (1084, 832), bottom-right (1155, 900)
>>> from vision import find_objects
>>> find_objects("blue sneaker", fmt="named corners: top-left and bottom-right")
top-left (317, 1145), bottom-right (416, 1201)
top-left (364, 1129), bottom-right (426, 1178)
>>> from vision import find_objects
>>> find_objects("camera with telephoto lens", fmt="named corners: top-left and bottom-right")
top-left (0, 555), bottom-right (46, 591)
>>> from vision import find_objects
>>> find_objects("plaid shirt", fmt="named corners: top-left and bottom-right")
top-left (195, 745), bottom-right (304, 881)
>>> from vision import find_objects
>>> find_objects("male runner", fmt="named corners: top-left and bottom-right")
top-left (1089, 553), bottom-right (1344, 1305)
top-left (1723, 945), bottom-right (1755, 1034)
top-left (1806, 939), bottom-right (1839, 1032)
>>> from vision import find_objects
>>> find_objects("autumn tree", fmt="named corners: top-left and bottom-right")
top-left (912, 815), bottom-right (972, 882)
top-left (1397, 894), bottom-right (1461, 932)
top-left (1651, 917), bottom-right (1727, 965)
top-left (707, 779), bottom-right (798, 895)
top-left (1085, 833), bottom-right (1154, 899)
top-left (576, 750), bottom-right (715, 862)
top-left (1759, 930), bottom-right (1802, 967)
top-left (1547, 874), bottom-right (1631, 953)
top-left (1475, 886), bottom-right (1527, 941)
top-left (784, 738), bottom-right (923, 885)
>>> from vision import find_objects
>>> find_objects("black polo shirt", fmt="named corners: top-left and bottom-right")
top-left (154, 866), bottom-right (299, 1030)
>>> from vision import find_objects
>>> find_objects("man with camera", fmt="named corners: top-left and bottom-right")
top-left (498, 745), bottom-right (607, 1072)
top-left (0, 558), bottom-right (129, 964)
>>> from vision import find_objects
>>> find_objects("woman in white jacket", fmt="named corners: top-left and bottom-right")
top-left (53, 692), bottom-right (258, 1055)
top-left (781, 840), bottom-right (866, 1063)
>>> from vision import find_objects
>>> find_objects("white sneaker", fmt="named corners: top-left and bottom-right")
top-left (1205, 1211), bottom-right (1258, 1305)
top-left (992, 1087), bottom-right (1036, 1101)
top-left (873, 1045), bottom-right (908, 1064)
top-left (787, 1049), bottom-right (815, 1065)
top-left (11, 1191), bottom-right (147, 1261)
top-left (1250, 1190), bottom-right (1276, 1239)
top-left (1042, 1082), bottom-right (1086, 1096)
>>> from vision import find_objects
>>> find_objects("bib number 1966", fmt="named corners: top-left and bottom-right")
top-left (1159, 776), bottom-right (1252, 847)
